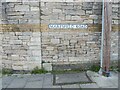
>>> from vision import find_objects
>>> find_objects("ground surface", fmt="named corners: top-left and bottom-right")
top-left (0, 71), bottom-right (118, 89)
top-left (55, 72), bottom-right (92, 85)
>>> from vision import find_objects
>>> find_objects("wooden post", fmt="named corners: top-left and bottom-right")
top-left (102, 1), bottom-right (112, 77)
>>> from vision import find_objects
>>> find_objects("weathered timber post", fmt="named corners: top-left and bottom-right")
top-left (102, 1), bottom-right (112, 77)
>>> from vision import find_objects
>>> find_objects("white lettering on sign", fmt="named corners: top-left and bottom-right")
top-left (48, 24), bottom-right (88, 29)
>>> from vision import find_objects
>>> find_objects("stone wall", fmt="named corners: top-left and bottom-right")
top-left (0, 1), bottom-right (119, 70)
top-left (2, 32), bottom-right (41, 70)
top-left (40, 1), bottom-right (119, 30)
top-left (42, 32), bottom-right (101, 64)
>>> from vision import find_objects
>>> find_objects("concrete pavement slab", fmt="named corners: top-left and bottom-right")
top-left (51, 85), bottom-right (62, 88)
top-left (42, 88), bottom-right (61, 90)
top-left (2, 75), bottom-right (16, 88)
top-left (42, 73), bottom-right (62, 88)
top-left (118, 72), bottom-right (120, 89)
top-left (7, 75), bottom-right (28, 88)
top-left (28, 74), bottom-right (44, 82)
top-left (55, 72), bottom-right (91, 85)
top-left (0, 78), bottom-right (2, 90)
top-left (62, 84), bottom-right (80, 88)
top-left (86, 71), bottom-right (118, 88)
top-left (1, 71), bottom-right (118, 89)
top-left (80, 83), bottom-right (99, 88)
top-left (108, 72), bottom-right (118, 87)
top-left (25, 74), bottom-right (44, 88)
top-left (24, 81), bottom-right (43, 88)
top-left (42, 74), bottom-right (53, 88)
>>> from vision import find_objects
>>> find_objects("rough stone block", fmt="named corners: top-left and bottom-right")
top-left (112, 20), bottom-right (118, 24)
top-left (65, 15), bottom-right (71, 20)
top-left (29, 46), bottom-right (41, 50)
top-left (28, 19), bottom-right (40, 24)
top-left (30, 7), bottom-right (39, 11)
top-left (23, 2), bottom-right (39, 7)
top-left (43, 63), bottom-right (52, 71)
top-left (89, 15), bottom-right (98, 19)
top-left (7, 12), bottom-right (25, 16)
top-left (78, 10), bottom-right (86, 15)
top-left (15, 32), bottom-right (23, 36)
top-left (86, 41), bottom-right (95, 44)
top-left (22, 32), bottom-right (33, 36)
top-left (83, 20), bottom-right (93, 24)
top-left (28, 41), bottom-right (41, 45)
top-left (86, 10), bottom-right (92, 14)
top-left (18, 36), bottom-right (30, 40)
top-left (69, 57), bottom-right (80, 62)
top-left (10, 40), bottom-right (22, 45)
top-left (15, 5), bottom-right (30, 11)
top-left (32, 50), bottom-right (41, 56)
top-left (27, 56), bottom-right (41, 61)
top-left (8, 20), bottom-right (18, 24)
top-left (70, 39), bottom-right (77, 43)
top-left (33, 32), bottom-right (41, 37)
top-left (53, 9), bottom-right (62, 12)
top-left (51, 39), bottom-right (60, 44)
top-left (46, 46), bottom-right (54, 50)
top-left (62, 5), bottom-right (74, 10)
top-left (11, 55), bottom-right (19, 61)
top-left (71, 16), bottom-right (81, 20)
top-left (31, 37), bottom-right (40, 42)
top-left (28, 62), bottom-right (41, 70)
top-left (53, 55), bottom-right (58, 59)
top-left (63, 40), bottom-right (69, 45)
top-left (19, 19), bottom-right (28, 24)
top-left (12, 63), bottom-right (23, 70)
top-left (41, 2), bottom-right (45, 7)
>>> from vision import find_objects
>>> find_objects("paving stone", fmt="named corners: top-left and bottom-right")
top-left (106, 72), bottom-right (118, 87)
top-left (28, 74), bottom-right (44, 82)
top-left (42, 74), bottom-right (53, 88)
top-left (0, 78), bottom-right (2, 90)
top-left (93, 77), bottom-right (117, 88)
top-left (25, 81), bottom-right (43, 88)
top-left (87, 71), bottom-right (118, 88)
top-left (42, 73), bottom-right (61, 90)
top-left (7, 76), bottom-right (28, 88)
top-left (1, 72), bottom-right (118, 89)
top-left (2, 76), bottom-right (16, 88)
top-left (55, 72), bottom-right (91, 84)
top-left (80, 83), bottom-right (99, 88)
top-left (25, 74), bottom-right (45, 88)
top-left (62, 84), bottom-right (80, 88)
